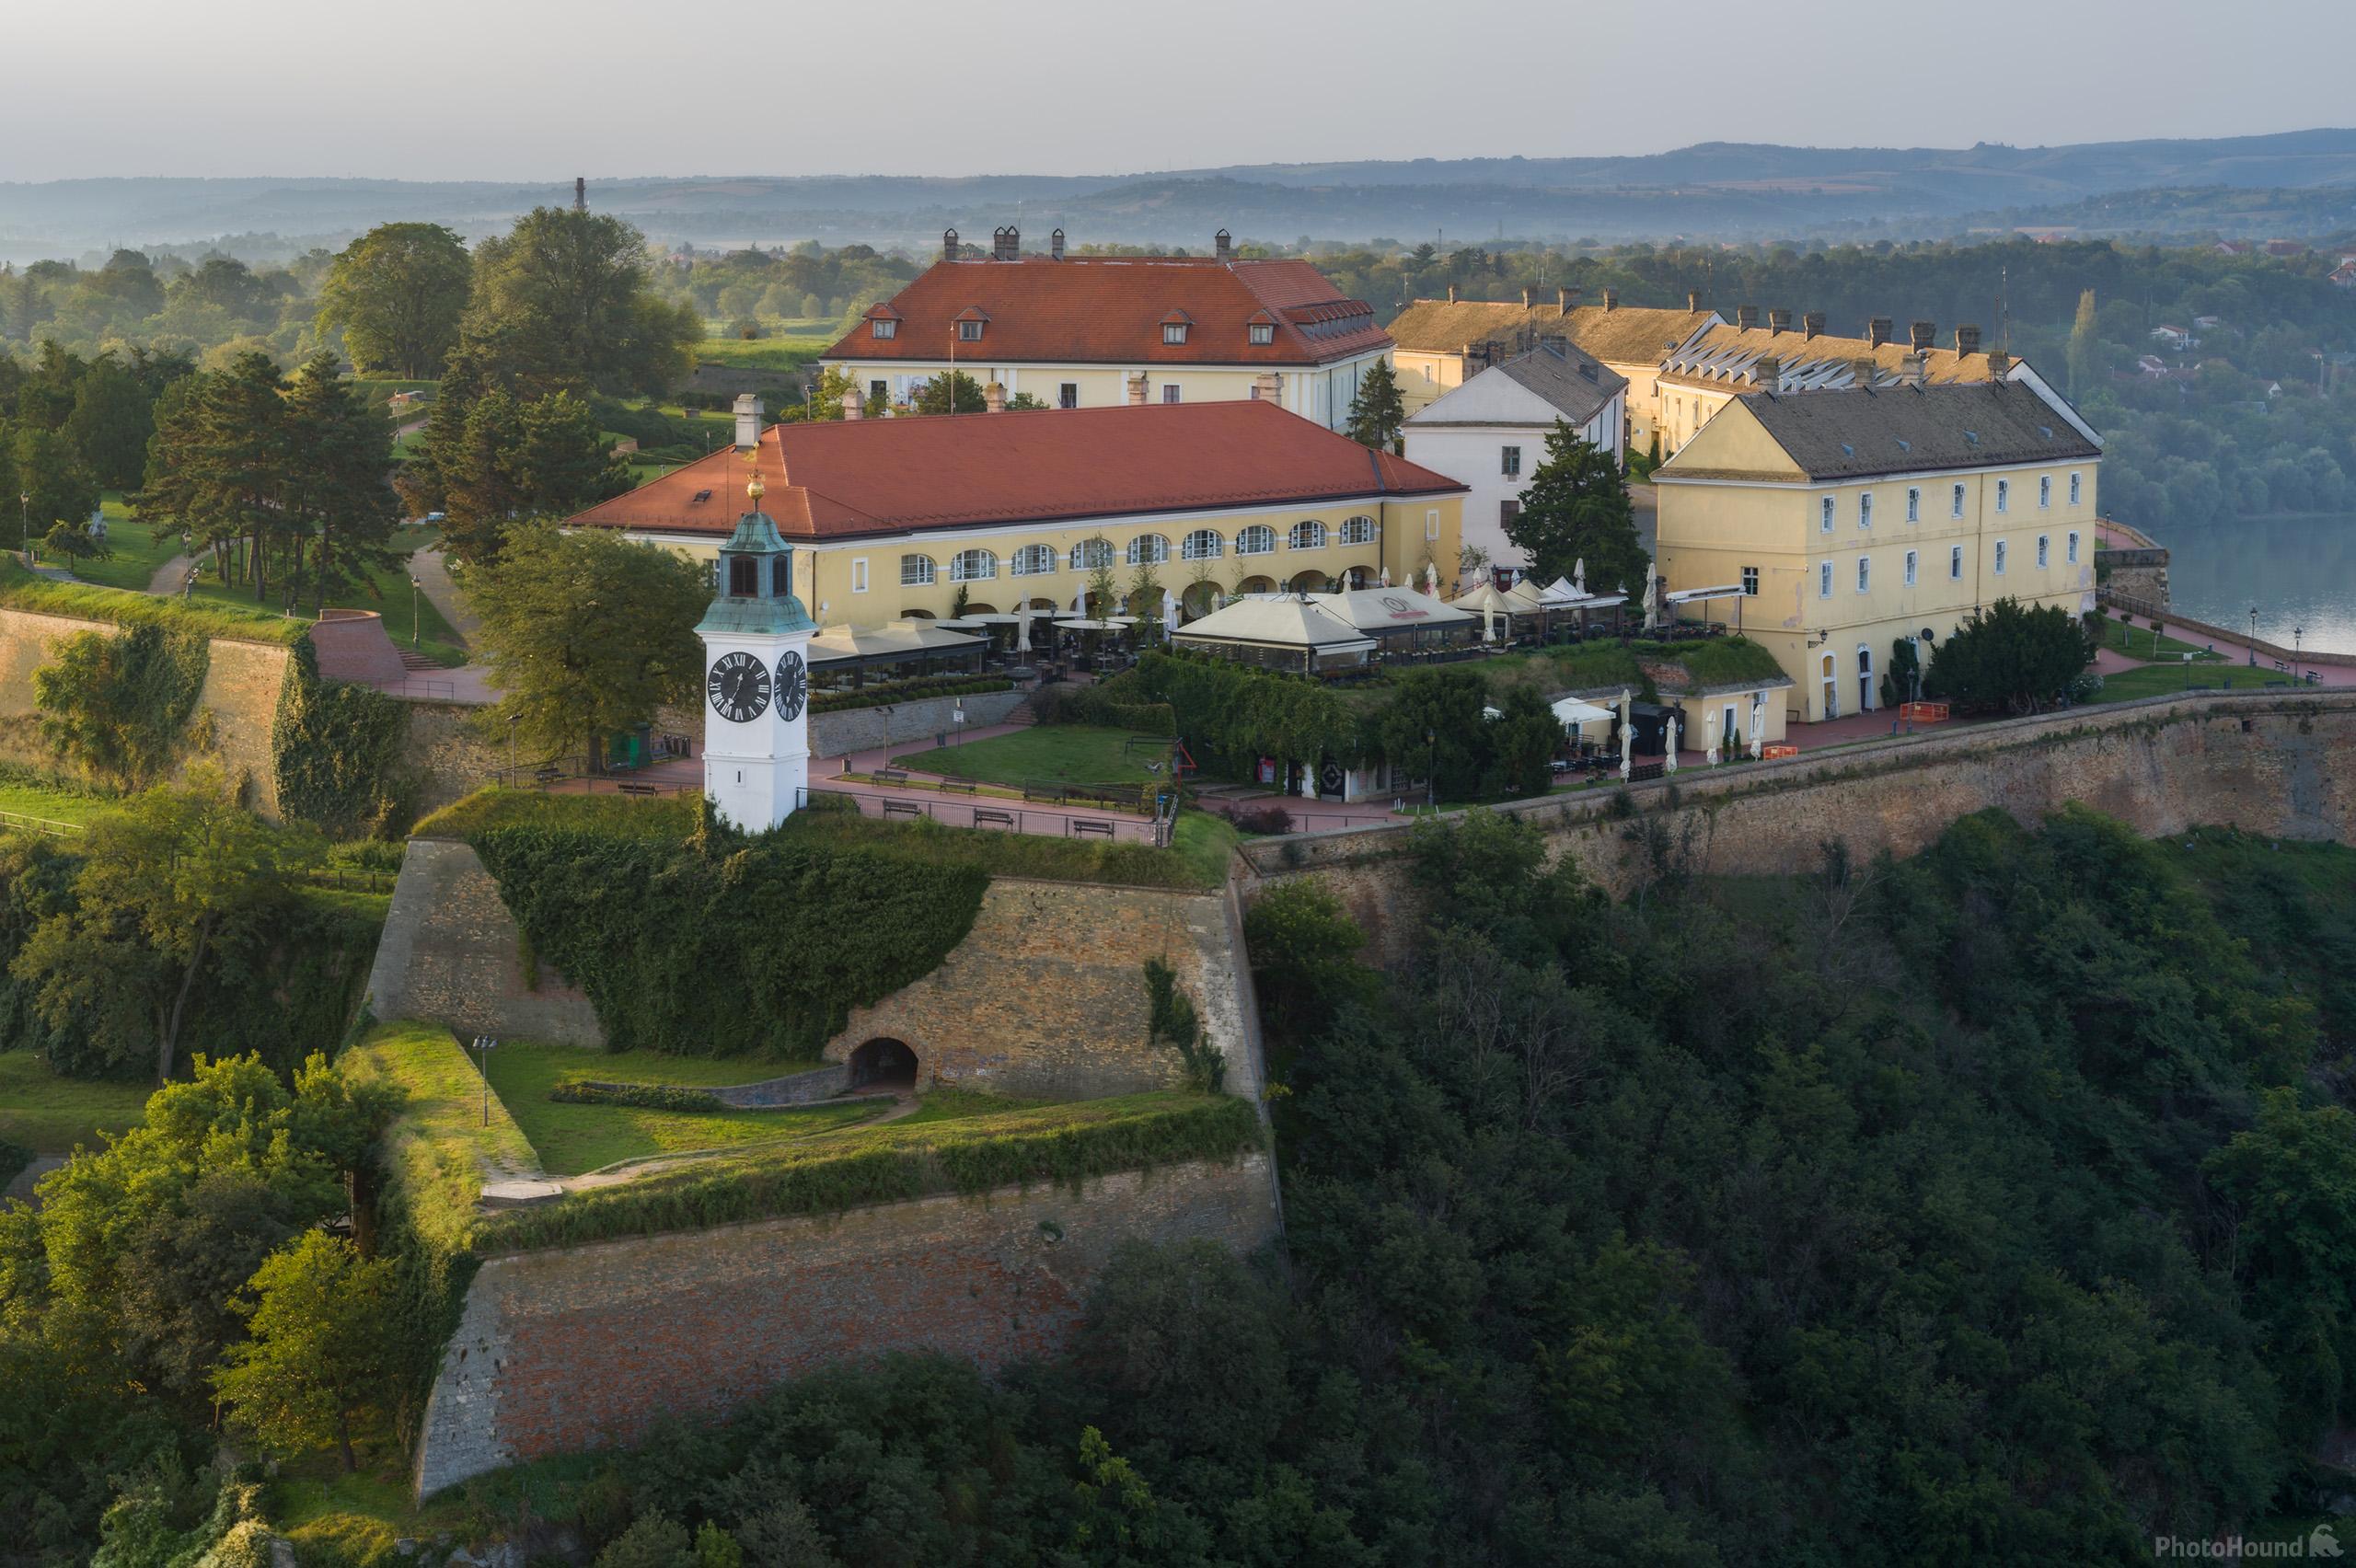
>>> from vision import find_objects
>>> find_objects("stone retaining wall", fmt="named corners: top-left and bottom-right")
top-left (808, 686), bottom-right (1025, 760)
top-left (365, 840), bottom-right (605, 1047)
top-left (709, 1065), bottom-right (849, 1107)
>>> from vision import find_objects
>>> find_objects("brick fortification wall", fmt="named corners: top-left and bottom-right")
top-left (825, 879), bottom-right (1244, 1099)
top-left (414, 1152), bottom-right (1279, 1497)
top-left (366, 839), bottom-right (605, 1047)
top-left (401, 702), bottom-right (507, 819)
top-left (1245, 690), bottom-right (2356, 963)
top-left (0, 606), bottom-right (291, 818)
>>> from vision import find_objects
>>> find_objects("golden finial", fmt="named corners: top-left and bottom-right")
top-left (747, 472), bottom-right (765, 504)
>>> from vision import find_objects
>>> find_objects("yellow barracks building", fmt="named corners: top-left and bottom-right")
top-left (1653, 379), bottom-right (2101, 724)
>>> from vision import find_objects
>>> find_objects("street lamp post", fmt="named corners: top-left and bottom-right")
top-left (507, 713), bottom-right (519, 787)
top-left (471, 1036), bottom-right (500, 1126)
top-left (410, 575), bottom-right (422, 647)
top-left (2249, 607), bottom-right (2258, 668)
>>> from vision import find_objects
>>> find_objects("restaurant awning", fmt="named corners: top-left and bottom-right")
top-left (805, 619), bottom-right (987, 668)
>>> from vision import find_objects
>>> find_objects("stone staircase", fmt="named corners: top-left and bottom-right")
top-left (398, 649), bottom-right (443, 674)
top-left (1001, 691), bottom-right (1042, 728)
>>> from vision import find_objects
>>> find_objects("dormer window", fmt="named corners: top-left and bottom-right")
top-left (1163, 322), bottom-right (1189, 345)
top-left (1249, 322), bottom-right (1274, 346)
top-left (958, 319), bottom-right (984, 342)
top-left (871, 318), bottom-right (896, 340)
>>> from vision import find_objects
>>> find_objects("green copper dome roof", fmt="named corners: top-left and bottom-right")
top-left (696, 488), bottom-right (815, 637)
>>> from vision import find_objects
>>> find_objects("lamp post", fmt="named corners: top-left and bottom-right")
top-left (410, 575), bottom-right (422, 647)
top-left (17, 491), bottom-right (25, 557)
top-left (2249, 607), bottom-right (2258, 667)
top-left (507, 713), bottom-right (519, 787)
top-left (2295, 625), bottom-right (2304, 674)
top-left (471, 1036), bottom-right (499, 1126)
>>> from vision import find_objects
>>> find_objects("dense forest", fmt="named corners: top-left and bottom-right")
top-left (12, 802), bottom-right (2354, 1564)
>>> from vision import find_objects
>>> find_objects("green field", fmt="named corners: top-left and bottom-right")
top-left (481, 1040), bottom-right (877, 1175)
top-left (693, 331), bottom-right (834, 372)
top-left (2093, 614), bottom-right (2227, 661)
top-left (0, 1050), bottom-right (152, 1154)
top-left (0, 774), bottom-right (120, 828)
top-left (892, 723), bottom-right (1166, 786)
top-left (2084, 661), bottom-right (2302, 703)
top-left (181, 525), bottom-right (466, 664)
top-left (56, 493), bottom-right (189, 593)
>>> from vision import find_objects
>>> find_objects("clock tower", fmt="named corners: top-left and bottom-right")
top-left (696, 475), bottom-right (816, 831)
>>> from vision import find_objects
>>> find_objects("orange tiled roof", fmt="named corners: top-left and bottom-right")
top-left (821, 256), bottom-right (1390, 367)
top-left (568, 401), bottom-right (1462, 541)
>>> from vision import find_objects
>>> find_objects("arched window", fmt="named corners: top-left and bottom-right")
top-left (1126, 534), bottom-right (1169, 566)
top-left (1338, 514), bottom-right (1376, 545)
top-left (1288, 520), bottom-right (1328, 550)
top-left (1181, 529), bottom-right (1224, 560)
top-left (1235, 525), bottom-right (1276, 556)
top-left (1069, 536), bottom-right (1114, 571)
top-left (899, 554), bottom-right (936, 587)
top-left (1011, 544), bottom-right (1057, 577)
top-left (949, 548), bottom-right (997, 582)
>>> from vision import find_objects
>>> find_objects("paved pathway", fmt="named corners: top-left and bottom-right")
top-left (408, 548), bottom-right (479, 646)
top-left (146, 548), bottom-right (210, 596)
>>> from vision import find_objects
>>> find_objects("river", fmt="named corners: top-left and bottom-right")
top-left (2153, 513), bottom-right (2356, 655)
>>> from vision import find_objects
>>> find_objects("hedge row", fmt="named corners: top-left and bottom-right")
top-left (549, 1079), bottom-right (726, 1113)
top-left (809, 674), bottom-right (1012, 714)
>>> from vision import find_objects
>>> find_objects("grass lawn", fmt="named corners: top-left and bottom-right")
top-left (182, 525), bottom-right (466, 664)
top-left (2093, 614), bottom-right (2226, 662)
top-left (693, 332), bottom-right (834, 372)
top-left (482, 1040), bottom-right (875, 1176)
top-left (0, 774), bottom-right (121, 828)
top-left (0, 1051), bottom-right (152, 1153)
top-left (62, 492), bottom-right (189, 593)
top-left (892, 723), bottom-right (1167, 786)
top-left (2084, 662), bottom-right (2297, 703)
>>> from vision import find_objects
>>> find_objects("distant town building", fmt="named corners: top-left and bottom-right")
top-left (2331, 260), bottom-right (2356, 290)
top-left (1401, 337), bottom-right (1628, 582)
top-left (2150, 325), bottom-right (2194, 350)
top-left (1653, 380), bottom-right (2101, 723)
top-left (820, 228), bottom-right (1391, 432)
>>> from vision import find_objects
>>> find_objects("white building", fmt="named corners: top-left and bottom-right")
top-left (1402, 338), bottom-right (1627, 584)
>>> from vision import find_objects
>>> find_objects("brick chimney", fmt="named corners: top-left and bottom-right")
top-left (992, 225), bottom-right (1020, 261)
top-left (1521, 287), bottom-right (1533, 308)
top-left (1988, 348), bottom-right (2013, 376)
top-left (1909, 320), bottom-right (1935, 352)
top-left (1900, 352), bottom-right (1927, 385)
top-left (1687, 290), bottom-right (1703, 312)
top-left (1601, 287), bottom-right (1619, 312)
top-left (1956, 324), bottom-right (1982, 356)
top-left (985, 381), bottom-right (1006, 414)
top-left (941, 228), bottom-right (960, 261)
top-left (841, 385), bottom-right (863, 421)
top-left (1446, 284), bottom-right (1458, 303)
top-left (1753, 354), bottom-right (1782, 389)
top-left (1767, 306), bottom-right (1792, 337)
top-left (1252, 371), bottom-right (1281, 403)
top-left (1737, 304), bottom-right (1760, 330)
top-left (1214, 228), bottom-right (1232, 260)
top-left (1802, 311), bottom-right (1825, 340)
top-left (1558, 286), bottom-right (1572, 316)
top-left (733, 392), bottom-right (763, 450)
top-left (1867, 317), bottom-right (1893, 348)
top-left (1050, 228), bottom-right (1065, 260)
top-left (1126, 373), bottom-right (1149, 407)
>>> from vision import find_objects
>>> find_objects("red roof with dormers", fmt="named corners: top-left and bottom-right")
top-left (826, 256), bottom-right (1391, 368)
top-left (567, 400), bottom-right (1461, 541)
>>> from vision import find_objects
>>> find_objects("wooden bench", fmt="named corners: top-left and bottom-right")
top-left (616, 782), bottom-right (659, 798)
top-left (533, 767), bottom-right (563, 788)
top-left (882, 798), bottom-right (924, 819)
top-left (1068, 817), bottom-right (1115, 839)
top-left (974, 808), bottom-right (1016, 830)
top-left (939, 778), bottom-right (978, 794)
top-left (872, 767), bottom-right (909, 785)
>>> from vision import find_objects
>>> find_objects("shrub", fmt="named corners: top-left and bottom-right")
top-left (1230, 804), bottom-right (1294, 836)
top-left (271, 640), bottom-right (415, 836)
top-left (31, 622), bottom-right (210, 789)
top-left (549, 1079), bottom-right (726, 1113)
top-left (808, 674), bottom-right (1011, 714)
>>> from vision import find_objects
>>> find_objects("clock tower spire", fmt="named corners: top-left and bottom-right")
top-left (696, 472), bottom-right (816, 831)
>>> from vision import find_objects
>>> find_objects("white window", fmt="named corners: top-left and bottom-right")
top-left (851, 558), bottom-right (870, 594)
top-left (949, 548), bottom-right (997, 582)
top-left (1859, 492), bottom-right (1873, 530)
top-left (1161, 383), bottom-right (1182, 404)
top-left (871, 318), bottom-right (896, 340)
top-left (2067, 531), bottom-right (2080, 564)
top-left (1069, 537), bottom-right (1114, 571)
top-left (1126, 534), bottom-right (1169, 566)
top-left (1181, 529), bottom-right (1224, 560)
top-left (1163, 322), bottom-right (1188, 345)
top-left (1011, 544), bottom-right (1057, 577)
top-left (1993, 539), bottom-right (2007, 574)
top-left (1995, 478), bottom-right (2009, 513)
top-left (2036, 535), bottom-right (2050, 569)
top-left (1426, 509), bottom-right (1439, 541)
top-left (1904, 549), bottom-right (1918, 586)
top-left (1906, 487), bottom-right (1921, 523)
top-left (1249, 322), bottom-right (1275, 346)
top-left (1951, 483), bottom-right (1965, 519)
top-left (2038, 475), bottom-right (2052, 509)
top-left (1339, 514), bottom-right (1376, 545)
top-left (1820, 496), bottom-right (1835, 533)
top-left (900, 554), bottom-right (935, 587)
top-left (1288, 520), bottom-right (1327, 550)
top-left (1059, 382), bottom-right (1079, 409)
top-left (2069, 472), bottom-right (2083, 506)
top-left (1856, 556), bottom-right (1871, 594)
top-left (1949, 544), bottom-right (1964, 580)
top-left (1501, 445), bottom-right (1522, 478)
top-left (1237, 525), bottom-right (1276, 556)
top-left (1741, 566), bottom-right (1759, 595)
top-left (958, 318), bottom-right (983, 342)
top-left (1819, 560), bottom-right (1832, 598)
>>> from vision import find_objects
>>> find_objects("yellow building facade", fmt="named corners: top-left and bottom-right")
top-left (1654, 384), bottom-right (2101, 724)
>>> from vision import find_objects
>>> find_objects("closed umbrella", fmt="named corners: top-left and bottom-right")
top-left (1161, 588), bottom-right (1178, 641)
top-left (1424, 560), bottom-right (1438, 598)
top-left (1573, 558), bottom-right (1586, 594)
top-left (1750, 692), bottom-right (1765, 759)
top-left (1618, 687), bottom-right (1633, 781)
top-left (1016, 603), bottom-right (1033, 654)
top-left (1664, 711), bottom-right (1680, 774)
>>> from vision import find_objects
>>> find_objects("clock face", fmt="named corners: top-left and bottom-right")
top-left (775, 650), bottom-right (808, 721)
top-left (707, 651), bottom-right (771, 723)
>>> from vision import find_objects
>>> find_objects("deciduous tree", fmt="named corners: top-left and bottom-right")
top-left (213, 1230), bottom-right (395, 1471)
top-left (318, 223), bottom-right (472, 379)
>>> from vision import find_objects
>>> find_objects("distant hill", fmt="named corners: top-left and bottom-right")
top-left (4, 130), bottom-right (2354, 263)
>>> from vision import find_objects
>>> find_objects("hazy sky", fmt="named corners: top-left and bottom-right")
top-left (2, 0), bottom-right (2335, 181)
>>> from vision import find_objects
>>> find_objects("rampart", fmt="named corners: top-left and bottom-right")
top-left (1242, 689), bottom-right (2356, 962)
top-left (414, 1151), bottom-right (1279, 1496)
top-left (364, 839), bottom-right (605, 1047)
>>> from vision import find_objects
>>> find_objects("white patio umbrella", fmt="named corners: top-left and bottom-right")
top-left (1071, 587), bottom-right (1084, 615)
top-left (1618, 687), bottom-right (1633, 781)
top-left (1016, 603), bottom-right (1033, 653)
top-left (1750, 692), bottom-right (1765, 759)
top-left (1161, 588), bottom-right (1178, 641)
top-left (1664, 712), bottom-right (1680, 774)
top-left (1379, 565), bottom-right (1391, 587)
top-left (1573, 558), bottom-right (1587, 594)
top-left (1424, 559), bottom-right (1439, 598)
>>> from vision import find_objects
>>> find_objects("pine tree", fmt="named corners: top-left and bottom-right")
top-left (1344, 359), bottom-right (1406, 453)
top-left (1504, 419), bottom-right (1648, 595)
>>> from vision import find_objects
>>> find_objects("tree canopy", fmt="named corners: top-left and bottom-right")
top-left (1923, 595), bottom-right (2095, 714)
top-left (317, 222), bottom-right (471, 379)
top-left (1503, 418), bottom-right (1647, 595)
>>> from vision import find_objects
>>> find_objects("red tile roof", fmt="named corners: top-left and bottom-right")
top-left (822, 256), bottom-right (1391, 368)
top-left (569, 401), bottom-right (1462, 541)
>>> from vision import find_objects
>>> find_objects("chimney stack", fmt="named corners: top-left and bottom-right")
top-left (1867, 317), bottom-right (1893, 349)
top-left (1988, 348), bottom-right (2013, 376)
top-left (1601, 287), bottom-right (1619, 312)
top-left (1909, 319), bottom-right (1935, 352)
top-left (1900, 352), bottom-right (1927, 385)
top-left (573, 177), bottom-right (586, 212)
top-left (985, 381), bottom-right (1006, 414)
top-left (733, 392), bottom-right (762, 450)
top-left (1556, 286), bottom-right (1570, 316)
top-left (1214, 228), bottom-right (1232, 260)
top-left (1753, 354), bottom-right (1783, 389)
top-left (841, 385), bottom-right (863, 421)
top-left (941, 228), bottom-right (960, 261)
top-left (1767, 306), bottom-right (1792, 337)
top-left (1446, 284), bottom-right (1458, 303)
top-left (1737, 304), bottom-right (1760, 330)
top-left (1126, 373), bottom-right (1150, 407)
top-left (1521, 287), bottom-right (1533, 308)
top-left (1802, 311), bottom-right (1825, 340)
top-left (1687, 289), bottom-right (1703, 312)
top-left (1956, 324), bottom-right (1982, 356)
top-left (1050, 228), bottom-right (1065, 260)
top-left (1253, 371), bottom-right (1281, 403)
top-left (992, 226), bottom-right (1020, 261)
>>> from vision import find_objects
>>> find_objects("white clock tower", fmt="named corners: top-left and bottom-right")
top-left (696, 475), bottom-right (817, 831)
